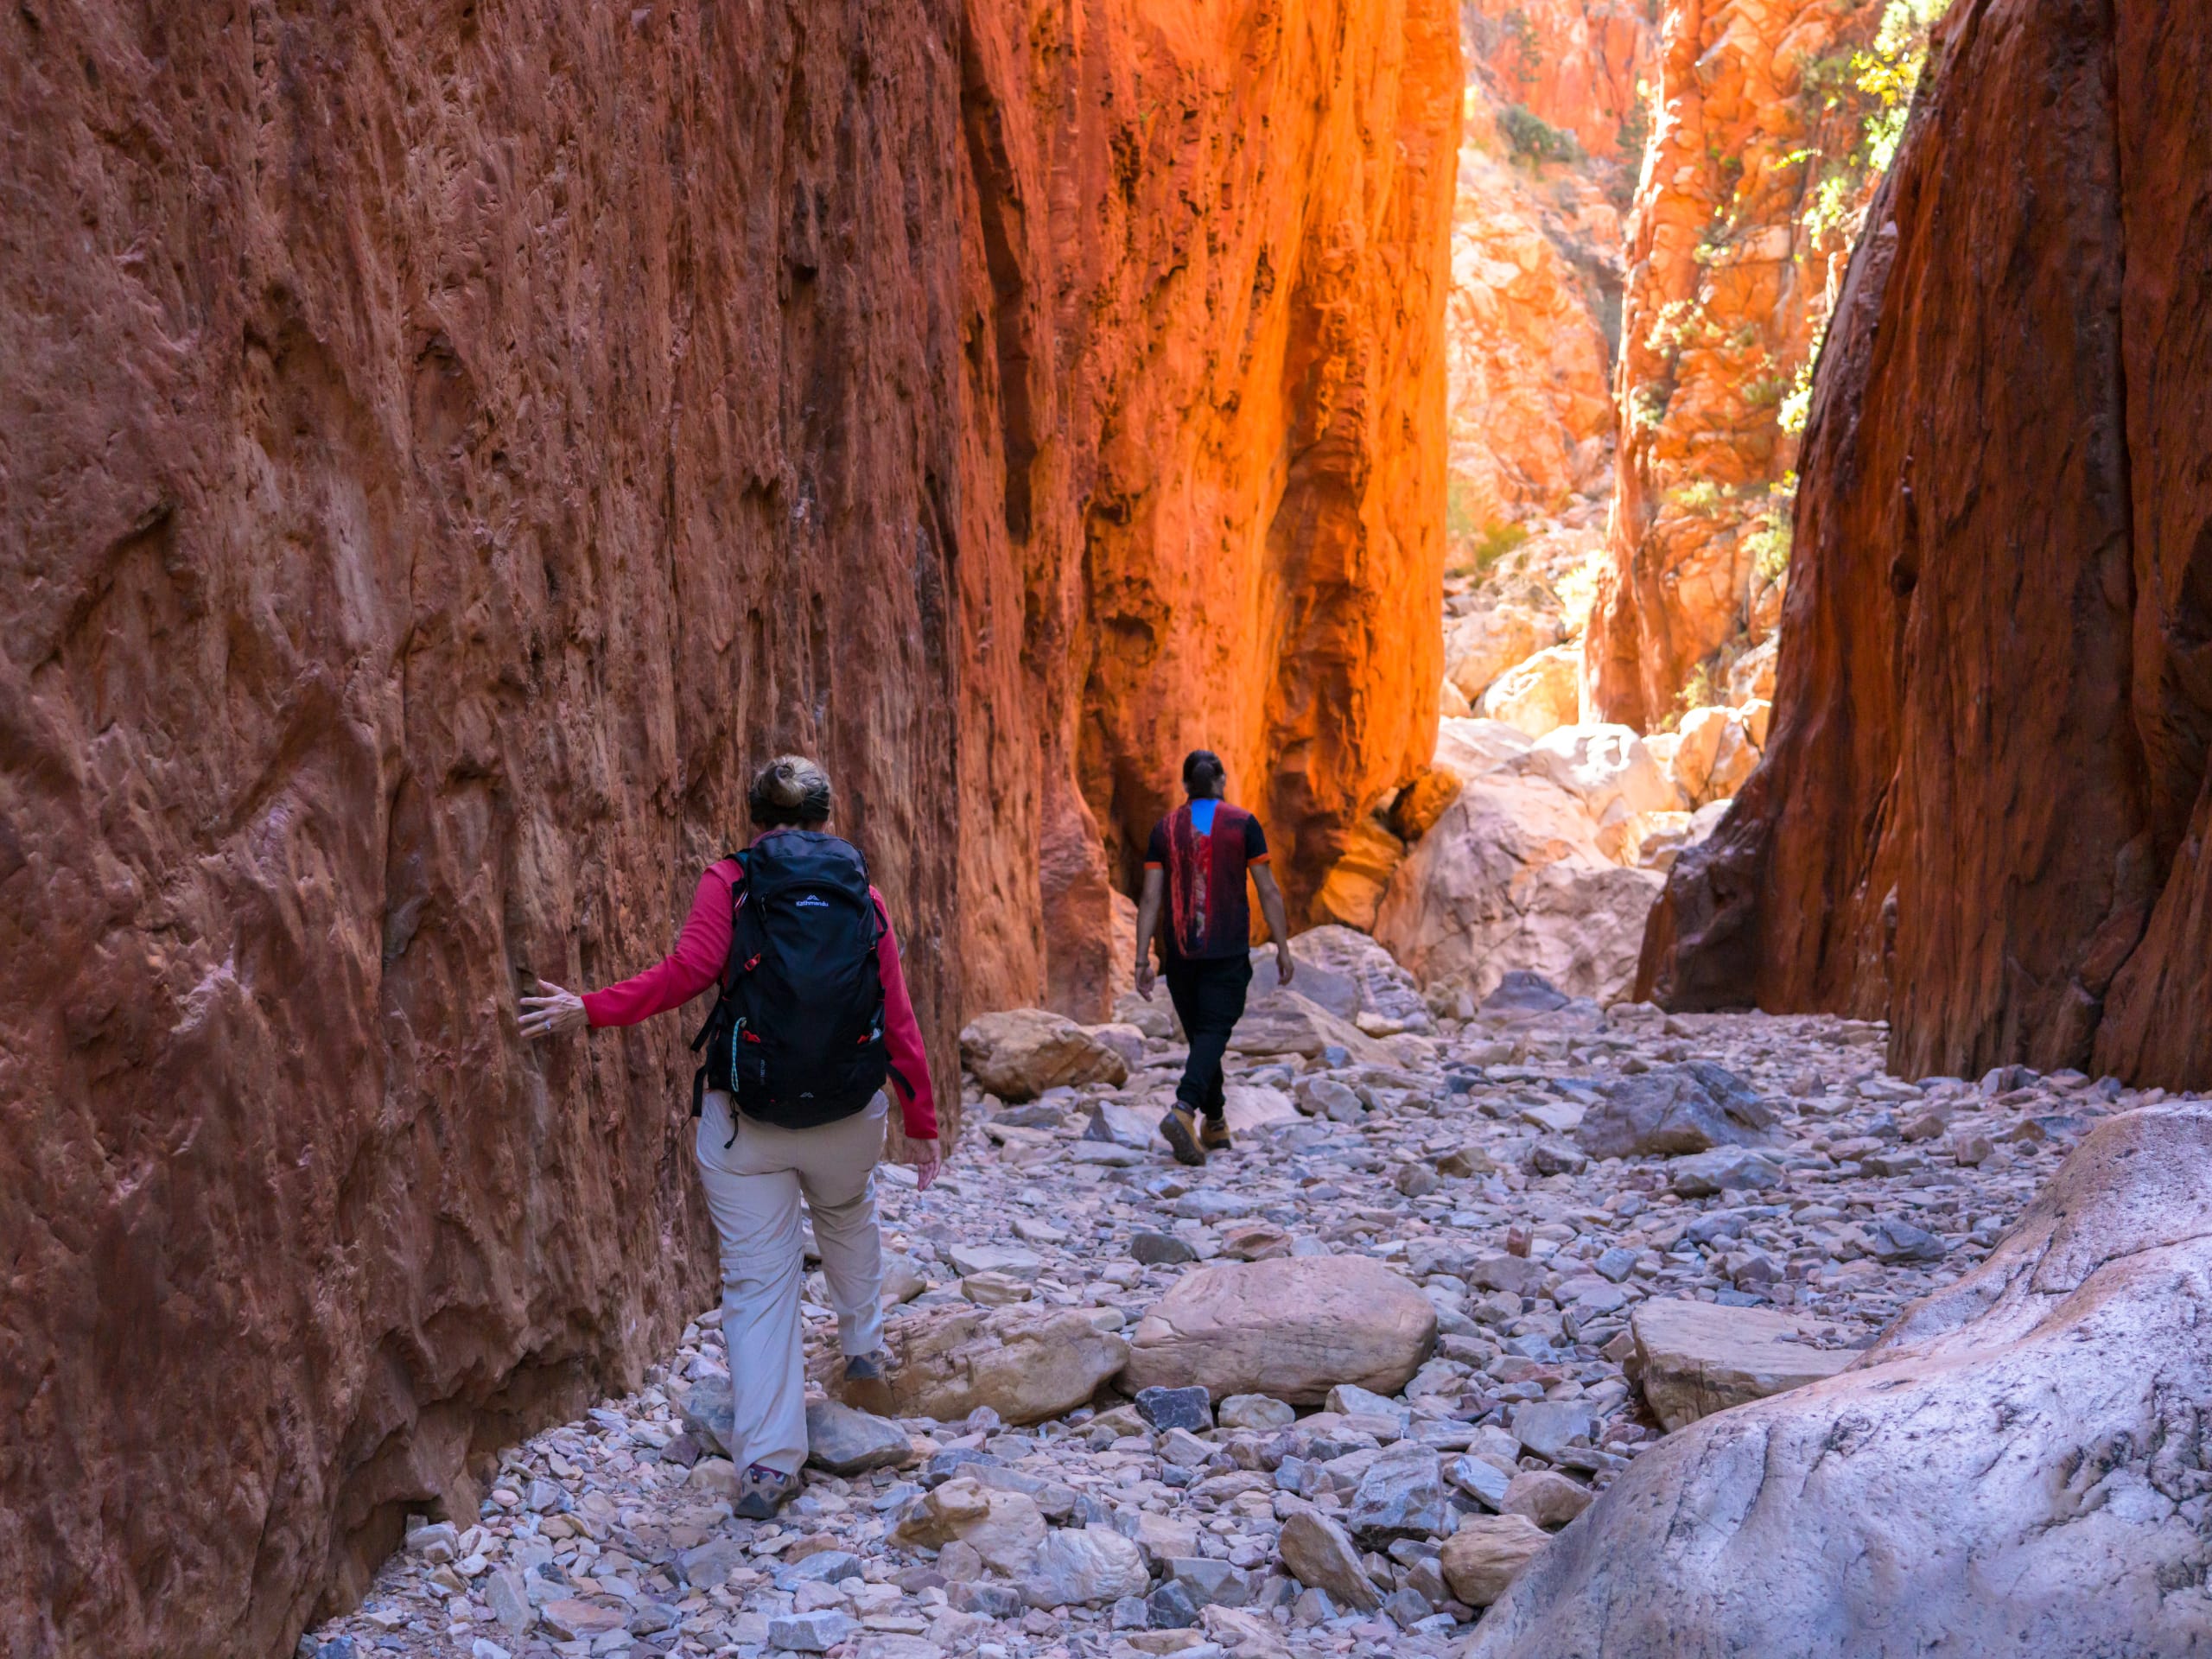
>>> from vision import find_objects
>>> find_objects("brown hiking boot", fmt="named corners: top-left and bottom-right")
top-left (1199, 1116), bottom-right (1233, 1153)
top-left (1158, 1103), bottom-right (1207, 1166)
top-left (734, 1463), bottom-right (797, 1520)
top-left (842, 1351), bottom-right (895, 1417)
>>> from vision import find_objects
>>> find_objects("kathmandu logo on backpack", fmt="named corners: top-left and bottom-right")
top-left (689, 831), bottom-right (891, 1135)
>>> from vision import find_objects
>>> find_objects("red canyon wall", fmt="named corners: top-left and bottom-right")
top-left (0, 1), bottom-right (1454, 1654)
top-left (958, 0), bottom-right (1460, 942)
top-left (1586, 0), bottom-right (1879, 729)
top-left (0, 4), bottom-right (969, 1654)
top-left (1641, 0), bottom-right (2212, 1090)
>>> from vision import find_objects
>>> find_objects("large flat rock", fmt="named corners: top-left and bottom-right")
top-left (1122, 1255), bottom-right (1437, 1405)
top-left (1627, 1300), bottom-right (1856, 1433)
top-left (825, 1306), bottom-right (1128, 1427)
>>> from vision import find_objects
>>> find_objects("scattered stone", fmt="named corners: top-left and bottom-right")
top-left (1219, 1393), bottom-right (1296, 1432)
top-left (1866, 1217), bottom-right (1947, 1263)
top-left (308, 994), bottom-right (2057, 1659)
top-left (1275, 1510), bottom-right (1383, 1611)
top-left (1481, 971), bottom-right (1570, 1014)
top-left (1147, 1580), bottom-right (1203, 1629)
top-left (1574, 1062), bottom-right (1774, 1160)
top-left (1125, 1255), bottom-right (1438, 1403)
top-left (1131, 1231), bottom-right (1199, 1266)
top-left (959, 1269), bottom-right (1033, 1306)
top-left (1297, 1076), bottom-right (1364, 1122)
top-left (1166, 1555), bottom-right (1253, 1609)
top-left (891, 1478), bottom-right (1046, 1574)
top-left (1509, 1400), bottom-right (1599, 1461)
top-left (1629, 1299), bottom-right (1858, 1432)
top-left (949, 1242), bottom-right (1046, 1280)
top-left (1668, 1145), bottom-right (1784, 1198)
top-left (1444, 1453), bottom-right (1514, 1510)
top-left (539, 1599), bottom-right (624, 1639)
top-left (805, 1398), bottom-right (914, 1475)
top-left (1526, 1136), bottom-right (1588, 1176)
top-left (959, 1008), bottom-right (1130, 1100)
top-left (768, 1609), bottom-right (860, 1652)
top-left (855, 1305), bottom-right (1128, 1425)
top-left (1135, 1385), bottom-right (1215, 1433)
top-left (1345, 1443), bottom-right (1449, 1541)
top-left (1501, 1469), bottom-right (1593, 1529)
top-left (1019, 1526), bottom-right (1149, 1608)
top-left (1439, 1514), bottom-right (1549, 1606)
top-left (1218, 1218), bottom-right (1294, 1260)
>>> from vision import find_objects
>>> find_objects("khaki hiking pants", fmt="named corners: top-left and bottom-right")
top-left (696, 1089), bottom-right (887, 1476)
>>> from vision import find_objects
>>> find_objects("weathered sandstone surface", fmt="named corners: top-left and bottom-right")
top-left (976, 0), bottom-right (1463, 931)
top-left (2, 4), bottom-right (967, 1654)
top-left (1643, 0), bottom-right (2212, 1090)
top-left (1443, 3), bottom-right (1641, 547)
top-left (0, 3), bottom-right (1457, 1656)
top-left (1466, 1101), bottom-right (2212, 1658)
top-left (1586, 0), bottom-right (1879, 728)
top-left (1465, 0), bottom-right (1653, 160)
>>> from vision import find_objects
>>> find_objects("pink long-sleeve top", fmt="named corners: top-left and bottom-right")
top-left (582, 846), bottom-right (938, 1140)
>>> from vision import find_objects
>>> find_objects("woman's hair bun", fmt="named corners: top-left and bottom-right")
top-left (748, 755), bottom-right (833, 827)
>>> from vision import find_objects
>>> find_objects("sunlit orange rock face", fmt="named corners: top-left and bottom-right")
top-left (963, 0), bottom-right (1462, 964)
top-left (1586, 0), bottom-right (1879, 730)
top-left (1442, 3), bottom-right (1646, 556)
top-left (1643, 0), bottom-right (2212, 1090)
top-left (0, 2), bottom-right (1456, 1654)
top-left (1445, 96), bottom-right (1621, 533)
top-left (1465, 0), bottom-right (1654, 158)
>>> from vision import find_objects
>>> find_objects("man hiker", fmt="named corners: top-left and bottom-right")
top-left (1134, 748), bottom-right (1294, 1166)
top-left (518, 755), bottom-right (938, 1521)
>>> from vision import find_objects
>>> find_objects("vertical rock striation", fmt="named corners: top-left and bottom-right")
top-left (960, 0), bottom-right (1461, 953)
top-left (1, 5), bottom-right (970, 1655)
top-left (1641, 0), bottom-right (2212, 1091)
top-left (0, 1), bottom-right (1456, 1656)
top-left (958, 0), bottom-right (1466, 1013)
top-left (1586, 0), bottom-right (1880, 729)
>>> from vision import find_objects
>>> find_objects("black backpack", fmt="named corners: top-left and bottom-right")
top-left (689, 831), bottom-right (897, 1134)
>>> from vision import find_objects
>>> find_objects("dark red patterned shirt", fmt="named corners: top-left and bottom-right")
top-left (1145, 800), bottom-right (1269, 962)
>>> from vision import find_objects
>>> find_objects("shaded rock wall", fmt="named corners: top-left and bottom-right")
top-left (0, 5), bottom-right (973, 1655)
top-left (1586, 0), bottom-right (1878, 729)
top-left (0, 2), bottom-right (1454, 1656)
top-left (963, 0), bottom-right (1461, 936)
top-left (1641, 0), bottom-right (2212, 1090)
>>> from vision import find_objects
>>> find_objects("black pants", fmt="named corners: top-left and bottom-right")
top-left (1164, 955), bottom-right (1252, 1121)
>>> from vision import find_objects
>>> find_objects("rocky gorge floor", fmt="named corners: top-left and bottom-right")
top-left (304, 961), bottom-right (2148, 1659)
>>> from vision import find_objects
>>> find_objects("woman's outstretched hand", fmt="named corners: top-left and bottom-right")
top-left (519, 977), bottom-right (588, 1039)
top-left (910, 1136), bottom-right (941, 1191)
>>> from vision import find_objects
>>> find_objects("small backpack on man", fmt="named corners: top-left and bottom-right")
top-left (690, 831), bottom-right (896, 1133)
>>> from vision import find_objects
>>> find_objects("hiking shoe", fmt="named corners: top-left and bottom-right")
top-left (1199, 1116), bottom-right (1233, 1153)
top-left (1159, 1104), bottom-right (1207, 1166)
top-left (842, 1351), bottom-right (895, 1417)
top-left (734, 1463), bottom-right (796, 1521)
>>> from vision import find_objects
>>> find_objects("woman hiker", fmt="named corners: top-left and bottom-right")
top-left (518, 755), bottom-right (939, 1521)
